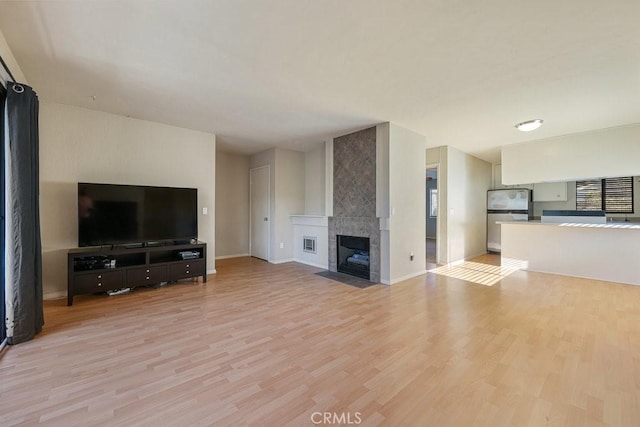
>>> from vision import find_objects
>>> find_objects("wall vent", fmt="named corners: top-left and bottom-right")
top-left (303, 236), bottom-right (317, 254)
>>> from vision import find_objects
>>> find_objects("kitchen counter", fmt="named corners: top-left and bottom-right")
top-left (498, 220), bottom-right (640, 230)
top-left (498, 220), bottom-right (640, 286)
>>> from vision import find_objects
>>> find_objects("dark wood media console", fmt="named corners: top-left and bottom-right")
top-left (67, 241), bottom-right (207, 306)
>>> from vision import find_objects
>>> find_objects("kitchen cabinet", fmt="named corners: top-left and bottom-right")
top-left (493, 164), bottom-right (534, 190)
top-left (533, 182), bottom-right (567, 202)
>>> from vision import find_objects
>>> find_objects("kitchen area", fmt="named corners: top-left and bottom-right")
top-left (489, 159), bottom-right (640, 286)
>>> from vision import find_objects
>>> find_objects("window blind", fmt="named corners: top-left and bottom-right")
top-left (604, 177), bottom-right (633, 213)
top-left (576, 177), bottom-right (633, 214)
top-left (576, 179), bottom-right (602, 211)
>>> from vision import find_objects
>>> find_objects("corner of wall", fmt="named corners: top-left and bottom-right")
top-left (0, 27), bottom-right (28, 83)
top-left (325, 139), bottom-right (334, 217)
top-left (376, 124), bottom-right (390, 219)
top-left (442, 146), bottom-right (492, 264)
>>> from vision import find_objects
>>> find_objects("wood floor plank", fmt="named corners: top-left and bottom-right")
top-left (2, 255), bottom-right (640, 426)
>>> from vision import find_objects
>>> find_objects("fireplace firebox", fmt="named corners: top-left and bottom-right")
top-left (337, 235), bottom-right (370, 280)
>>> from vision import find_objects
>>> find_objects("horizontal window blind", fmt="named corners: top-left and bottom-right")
top-left (576, 177), bottom-right (633, 214)
top-left (576, 179), bottom-right (602, 211)
top-left (604, 177), bottom-right (633, 213)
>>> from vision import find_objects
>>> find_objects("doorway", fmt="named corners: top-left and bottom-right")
top-left (250, 165), bottom-right (270, 261)
top-left (426, 166), bottom-right (438, 268)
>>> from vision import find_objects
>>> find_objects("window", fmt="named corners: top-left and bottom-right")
top-left (429, 189), bottom-right (438, 217)
top-left (576, 177), bottom-right (634, 213)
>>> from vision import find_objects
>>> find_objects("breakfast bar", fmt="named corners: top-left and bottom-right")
top-left (499, 220), bottom-right (640, 286)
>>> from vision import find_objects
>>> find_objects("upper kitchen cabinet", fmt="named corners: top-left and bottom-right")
top-left (533, 182), bottom-right (567, 201)
top-left (493, 164), bottom-right (533, 190)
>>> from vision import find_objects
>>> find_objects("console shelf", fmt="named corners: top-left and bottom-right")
top-left (67, 241), bottom-right (207, 306)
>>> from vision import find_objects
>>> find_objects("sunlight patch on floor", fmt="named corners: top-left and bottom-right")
top-left (428, 260), bottom-right (525, 286)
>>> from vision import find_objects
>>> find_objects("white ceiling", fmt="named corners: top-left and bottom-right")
top-left (1, 0), bottom-right (639, 162)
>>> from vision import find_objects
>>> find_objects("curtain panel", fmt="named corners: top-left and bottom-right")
top-left (0, 81), bottom-right (6, 344)
top-left (5, 82), bottom-right (43, 345)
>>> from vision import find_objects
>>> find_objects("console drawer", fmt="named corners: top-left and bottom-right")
top-left (169, 260), bottom-right (205, 280)
top-left (74, 270), bottom-right (124, 293)
top-left (127, 265), bottom-right (168, 286)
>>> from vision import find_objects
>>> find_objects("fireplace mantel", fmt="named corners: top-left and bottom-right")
top-left (289, 215), bottom-right (328, 227)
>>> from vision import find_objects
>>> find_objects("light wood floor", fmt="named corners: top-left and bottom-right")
top-left (2, 256), bottom-right (640, 426)
top-left (425, 238), bottom-right (437, 272)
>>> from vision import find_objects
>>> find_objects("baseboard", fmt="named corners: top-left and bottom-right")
top-left (293, 259), bottom-right (328, 269)
top-left (468, 250), bottom-right (490, 260)
top-left (215, 253), bottom-right (249, 260)
top-left (44, 291), bottom-right (67, 301)
top-left (270, 258), bottom-right (294, 265)
top-left (389, 270), bottom-right (428, 285)
top-left (207, 269), bottom-right (217, 275)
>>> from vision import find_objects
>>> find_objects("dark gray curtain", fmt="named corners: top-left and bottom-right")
top-left (0, 81), bottom-right (6, 344)
top-left (6, 83), bottom-right (43, 345)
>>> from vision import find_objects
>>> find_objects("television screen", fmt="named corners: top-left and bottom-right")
top-left (78, 183), bottom-right (197, 247)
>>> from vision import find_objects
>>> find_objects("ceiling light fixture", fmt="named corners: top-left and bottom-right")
top-left (515, 119), bottom-right (543, 132)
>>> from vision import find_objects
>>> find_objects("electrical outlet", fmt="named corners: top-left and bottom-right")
top-left (279, 242), bottom-right (284, 249)
top-left (202, 207), bottom-right (208, 215)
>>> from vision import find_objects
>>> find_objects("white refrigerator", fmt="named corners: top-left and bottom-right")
top-left (487, 189), bottom-right (533, 253)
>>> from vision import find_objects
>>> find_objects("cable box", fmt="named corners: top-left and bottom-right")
top-left (74, 255), bottom-right (110, 271)
top-left (178, 250), bottom-right (200, 260)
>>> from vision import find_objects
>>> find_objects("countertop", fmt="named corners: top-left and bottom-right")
top-left (497, 220), bottom-right (640, 230)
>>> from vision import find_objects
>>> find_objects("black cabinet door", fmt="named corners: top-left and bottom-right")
top-left (126, 265), bottom-right (168, 286)
top-left (74, 270), bottom-right (124, 293)
top-left (169, 260), bottom-right (205, 280)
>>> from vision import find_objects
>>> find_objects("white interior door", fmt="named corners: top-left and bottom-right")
top-left (250, 166), bottom-right (270, 260)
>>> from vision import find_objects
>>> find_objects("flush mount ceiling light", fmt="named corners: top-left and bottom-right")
top-left (515, 119), bottom-right (544, 132)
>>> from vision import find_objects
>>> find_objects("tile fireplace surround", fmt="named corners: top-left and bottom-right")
top-left (328, 126), bottom-right (380, 282)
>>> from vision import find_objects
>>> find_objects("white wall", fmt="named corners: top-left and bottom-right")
top-left (502, 124), bottom-right (640, 184)
top-left (304, 143), bottom-right (325, 215)
top-left (444, 146), bottom-right (492, 264)
top-left (387, 123), bottom-right (427, 283)
top-left (325, 139), bottom-right (334, 217)
top-left (250, 147), bottom-right (305, 263)
top-left (215, 151), bottom-right (250, 258)
top-left (376, 124), bottom-right (391, 283)
top-left (40, 102), bottom-right (216, 299)
top-left (274, 148), bottom-right (305, 262)
top-left (0, 27), bottom-right (27, 83)
top-left (291, 216), bottom-right (328, 269)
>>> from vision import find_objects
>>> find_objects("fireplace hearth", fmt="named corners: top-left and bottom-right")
top-left (337, 235), bottom-right (370, 280)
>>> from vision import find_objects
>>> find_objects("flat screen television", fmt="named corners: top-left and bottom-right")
top-left (78, 183), bottom-right (197, 247)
